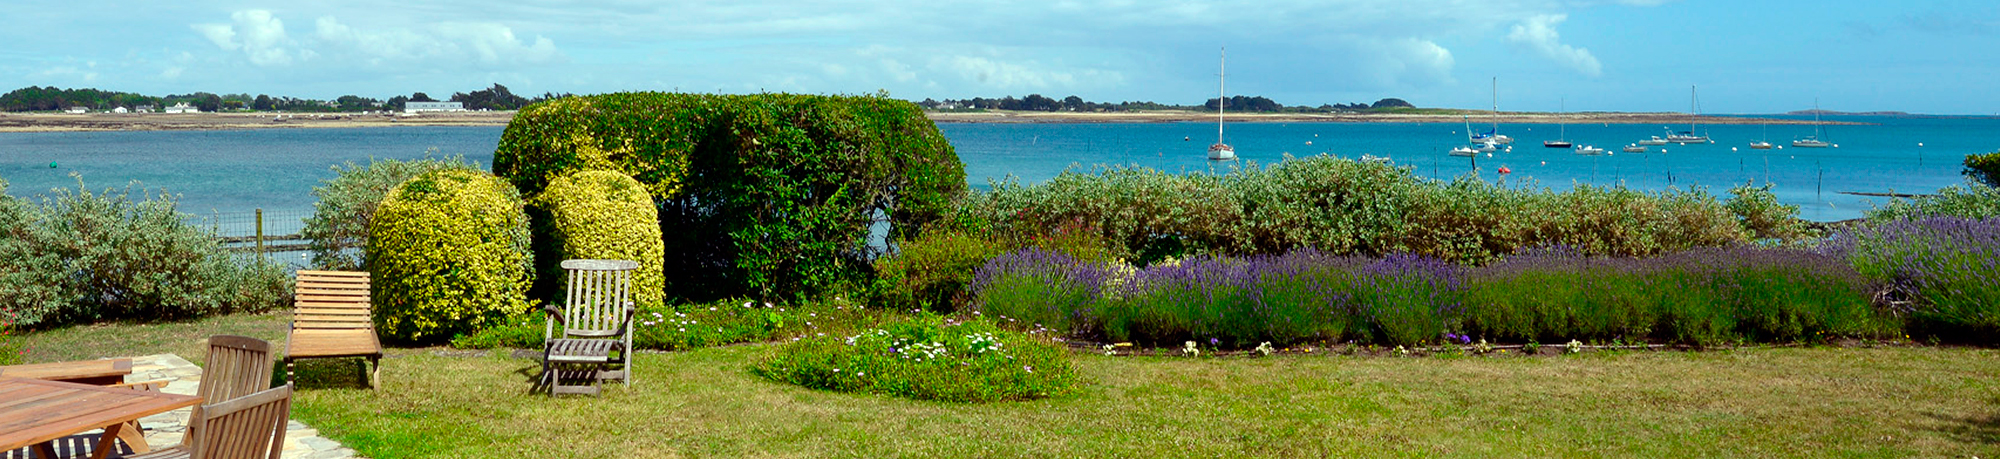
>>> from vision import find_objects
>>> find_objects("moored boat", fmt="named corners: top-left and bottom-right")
top-left (1622, 144), bottom-right (1647, 153)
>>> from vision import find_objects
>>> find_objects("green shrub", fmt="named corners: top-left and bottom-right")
top-left (1867, 185), bottom-right (2000, 221)
top-left (872, 227), bottom-right (1007, 312)
top-left (302, 153), bottom-right (479, 271)
top-left (0, 316), bottom-right (23, 366)
top-left (1725, 184), bottom-right (1816, 242)
top-left (958, 156), bottom-right (1748, 265)
top-left (0, 179), bottom-right (291, 328)
top-left (494, 92), bottom-right (965, 303)
top-left (1966, 152), bottom-right (2000, 188)
top-left (753, 315), bottom-right (1075, 402)
top-left (368, 169), bottom-right (534, 343)
top-left (532, 170), bottom-right (665, 310)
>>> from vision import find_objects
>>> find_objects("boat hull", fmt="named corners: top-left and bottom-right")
top-left (1208, 144), bottom-right (1237, 160)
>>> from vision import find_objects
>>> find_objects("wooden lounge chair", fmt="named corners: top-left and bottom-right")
top-left (284, 270), bottom-right (383, 388)
top-left (125, 384), bottom-right (293, 459)
top-left (542, 259), bottom-right (639, 396)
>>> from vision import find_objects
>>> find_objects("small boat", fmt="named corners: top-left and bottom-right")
top-left (1207, 48), bottom-right (1236, 161)
top-left (1449, 146), bottom-right (1477, 157)
top-left (1749, 140), bottom-right (1774, 149)
top-left (1637, 136), bottom-right (1668, 146)
top-left (1791, 98), bottom-right (1835, 148)
top-left (1666, 85), bottom-right (1711, 144)
top-left (1622, 144), bottom-right (1647, 153)
top-left (1545, 98), bottom-right (1573, 148)
top-left (1475, 142), bottom-right (1500, 153)
top-left (1360, 154), bottom-right (1391, 163)
top-left (1574, 145), bottom-right (1606, 155)
top-left (1470, 78), bottom-right (1513, 145)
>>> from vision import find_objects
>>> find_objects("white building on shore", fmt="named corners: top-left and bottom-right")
top-left (404, 101), bottom-right (464, 113)
top-left (164, 102), bottom-right (199, 114)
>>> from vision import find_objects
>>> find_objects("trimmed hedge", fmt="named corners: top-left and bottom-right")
top-left (368, 169), bottom-right (533, 343)
top-left (303, 154), bottom-right (480, 271)
top-left (532, 170), bottom-right (665, 310)
top-left (494, 92), bottom-right (964, 302)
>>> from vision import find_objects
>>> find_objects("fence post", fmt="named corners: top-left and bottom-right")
top-left (256, 208), bottom-right (266, 261)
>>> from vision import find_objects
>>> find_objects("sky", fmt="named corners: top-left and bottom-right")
top-left (3, 0), bottom-right (1997, 115)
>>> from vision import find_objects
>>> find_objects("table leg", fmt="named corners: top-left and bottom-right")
top-left (91, 422), bottom-right (133, 459)
top-left (32, 442), bottom-right (59, 459)
top-left (116, 420), bottom-right (151, 454)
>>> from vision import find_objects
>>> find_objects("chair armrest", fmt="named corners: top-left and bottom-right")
top-left (542, 303), bottom-right (566, 325)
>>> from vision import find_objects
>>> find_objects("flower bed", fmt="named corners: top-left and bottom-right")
top-left (971, 246), bottom-right (1890, 347)
top-left (753, 315), bottom-right (1075, 402)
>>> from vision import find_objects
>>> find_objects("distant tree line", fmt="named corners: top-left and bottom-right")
top-left (0, 83), bottom-right (570, 113)
top-left (918, 94), bottom-right (1416, 113)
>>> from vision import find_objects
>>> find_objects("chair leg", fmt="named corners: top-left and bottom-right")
top-left (285, 357), bottom-right (295, 386)
top-left (369, 356), bottom-right (381, 389)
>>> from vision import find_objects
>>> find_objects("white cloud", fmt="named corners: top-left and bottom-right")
top-left (1507, 14), bottom-right (1603, 77)
top-left (191, 10), bottom-right (303, 66)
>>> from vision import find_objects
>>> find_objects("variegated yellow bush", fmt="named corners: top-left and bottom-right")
top-left (368, 169), bottom-right (533, 343)
top-left (535, 170), bottom-right (665, 310)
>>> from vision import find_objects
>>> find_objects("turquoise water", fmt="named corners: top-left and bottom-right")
top-left (1, 115), bottom-right (1993, 224)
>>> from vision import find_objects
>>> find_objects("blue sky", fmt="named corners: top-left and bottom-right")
top-left (3, 0), bottom-right (1996, 114)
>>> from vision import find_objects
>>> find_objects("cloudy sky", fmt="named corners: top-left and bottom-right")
top-left (3, 0), bottom-right (1996, 114)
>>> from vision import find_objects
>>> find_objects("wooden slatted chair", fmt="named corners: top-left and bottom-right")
top-left (202, 335), bottom-right (275, 404)
top-left (542, 259), bottom-right (639, 396)
top-left (125, 384), bottom-right (293, 459)
top-left (284, 270), bottom-right (382, 388)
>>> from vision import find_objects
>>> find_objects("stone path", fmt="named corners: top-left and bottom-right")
top-left (124, 354), bottom-right (360, 459)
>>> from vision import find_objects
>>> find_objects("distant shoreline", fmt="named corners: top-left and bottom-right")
top-left (927, 110), bottom-right (1869, 126)
top-left (0, 109), bottom-right (1869, 133)
top-left (0, 111), bottom-right (517, 132)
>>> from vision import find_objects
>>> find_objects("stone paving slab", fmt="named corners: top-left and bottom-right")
top-left (123, 353), bottom-right (358, 459)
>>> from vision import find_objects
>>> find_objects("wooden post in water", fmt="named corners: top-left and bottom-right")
top-left (255, 208), bottom-right (265, 261)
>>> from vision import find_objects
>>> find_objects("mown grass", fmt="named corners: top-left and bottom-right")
top-left (12, 313), bottom-right (1999, 457)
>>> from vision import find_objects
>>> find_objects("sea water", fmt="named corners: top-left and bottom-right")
top-left (1, 115), bottom-right (1993, 226)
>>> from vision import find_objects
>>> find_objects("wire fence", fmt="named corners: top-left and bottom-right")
top-left (192, 209), bottom-right (315, 268)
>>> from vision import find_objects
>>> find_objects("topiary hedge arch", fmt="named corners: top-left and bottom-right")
top-left (494, 92), bottom-right (965, 302)
top-left (368, 168), bottom-right (534, 343)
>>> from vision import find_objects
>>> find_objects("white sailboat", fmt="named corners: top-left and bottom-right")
top-left (1544, 97), bottom-right (1572, 148)
top-left (1207, 47), bottom-right (1237, 161)
top-left (1470, 77), bottom-right (1513, 145)
top-left (1638, 135), bottom-right (1668, 146)
top-left (1622, 144), bottom-right (1648, 153)
top-left (1667, 85), bottom-right (1712, 144)
top-left (1750, 122), bottom-right (1774, 149)
top-left (1574, 145), bottom-right (1606, 155)
top-left (1792, 98), bottom-right (1833, 148)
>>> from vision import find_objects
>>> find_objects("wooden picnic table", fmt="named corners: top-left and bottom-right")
top-left (0, 359), bottom-right (133, 386)
top-left (0, 377), bottom-right (201, 459)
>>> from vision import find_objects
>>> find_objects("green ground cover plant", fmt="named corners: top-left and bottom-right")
top-left (368, 169), bottom-right (534, 343)
top-left (753, 314), bottom-right (1076, 402)
top-left (0, 178), bottom-right (290, 328)
top-left (302, 153), bottom-right (480, 271)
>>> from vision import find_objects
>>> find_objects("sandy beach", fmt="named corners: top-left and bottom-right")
top-left (0, 109), bottom-right (1856, 133)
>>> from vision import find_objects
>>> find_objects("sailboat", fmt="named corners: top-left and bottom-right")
top-left (1544, 97), bottom-right (1573, 148)
top-left (1207, 47), bottom-right (1237, 161)
top-left (1667, 85), bottom-right (1712, 144)
top-left (1574, 145), bottom-right (1606, 155)
top-left (1470, 78), bottom-right (1513, 145)
top-left (1749, 122), bottom-right (1774, 149)
top-left (1792, 98), bottom-right (1833, 148)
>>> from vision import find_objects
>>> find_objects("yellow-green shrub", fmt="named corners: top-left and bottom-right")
top-left (533, 170), bottom-right (665, 310)
top-left (368, 169), bottom-right (533, 343)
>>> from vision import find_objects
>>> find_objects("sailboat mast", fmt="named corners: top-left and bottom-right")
top-left (1559, 97), bottom-right (1566, 140)
top-left (1690, 85), bottom-right (1699, 134)
top-left (1491, 77), bottom-right (1499, 134)
top-left (1217, 47), bottom-right (1226, 145)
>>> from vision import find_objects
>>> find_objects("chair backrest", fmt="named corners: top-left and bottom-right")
top-left (187, 384), bottom-right (292, 459)
top-left (293, 270), bottom-right (373, 331)
top-left (200, 335), bottom-right (274, 405)
top-left (558, 259), bottom-right (639, 338)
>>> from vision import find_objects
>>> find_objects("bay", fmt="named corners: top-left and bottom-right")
top-left (0, 115), bottom-right (1993, 229)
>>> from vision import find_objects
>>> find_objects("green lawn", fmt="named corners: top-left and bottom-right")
top-left (12, 313), bottom-right (2000, 457)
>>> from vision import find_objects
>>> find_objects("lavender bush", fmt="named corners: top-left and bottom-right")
top-left (1841, 217), bottom-right (2000, 342)
top-left (968, 248), bottom-right (1108, 334)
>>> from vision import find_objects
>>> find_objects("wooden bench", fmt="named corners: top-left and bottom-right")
top-left (284, 270), bottom-right (383, 388)
top-left (0, 358), bottom-right (133, 386)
